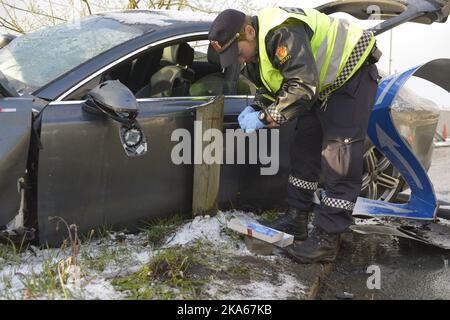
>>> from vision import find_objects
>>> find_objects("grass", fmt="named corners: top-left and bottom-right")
top-left (1, 214), bottom-right (191, 299)
top-left (18, 254), bottom-right (66, 299)
top-left (79, 235), bottom-right (139, 274)
top-left (1, 231), bottom-right (137, 299)
top-left (140, 214), bottom-right (184, 246)
top-left (0, 235), bottom-right (31, 267)
top-left (260, 210), bottom-right (282, 223)
top-left (0, 217), bottom-right (85, 299)
top-left (221, 225), bottom-right (243, 244)
top-left (0, 244), bottom-right (17, 268)
top-left (224, 264), bottom-right (254, 279)
top-left (1, 234), bottom-right (122, 299)
top-left (0, 240), bottom-right (37, 298)
top-left (147, 248), bottom-right (190, 283)
top-left (1, 211), bottom-right (291, 300)
top-left (110, 234), bottom-right (275, 300)
top-left (112, 245), bottom-right (210, 299)
top-left (80, 245), bottom-right (110, 273)
top-left (0, 274), bottom-right (15, 299)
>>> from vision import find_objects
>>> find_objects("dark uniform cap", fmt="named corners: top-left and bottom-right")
top-left (208, 9), bottom-right (246, 68)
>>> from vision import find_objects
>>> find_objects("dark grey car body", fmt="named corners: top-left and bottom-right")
top-left (0, 0), bottom-right (448, 245)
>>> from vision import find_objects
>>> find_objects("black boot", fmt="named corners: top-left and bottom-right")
top-left (285, 226), bottom-right (340, 263)
top-left (266, 208), bottom-right (309, 241)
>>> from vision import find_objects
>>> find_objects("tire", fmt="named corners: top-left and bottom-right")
top-left (360, 145), bottom-right (405, 202)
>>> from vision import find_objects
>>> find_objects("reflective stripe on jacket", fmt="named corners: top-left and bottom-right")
top-left (255, 7), bottom-right (375, 123)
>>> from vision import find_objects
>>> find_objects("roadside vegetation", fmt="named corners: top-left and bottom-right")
top-left (0, 211), bottom-right (306, 300)
top-left (0, 0), bottom-right (278, 35)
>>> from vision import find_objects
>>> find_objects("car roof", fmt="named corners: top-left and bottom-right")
top-left (96, 9), bottom-right (215, 29)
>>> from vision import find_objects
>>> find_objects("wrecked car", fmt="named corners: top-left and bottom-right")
top-left (0, 0), bottom-right (449, 245)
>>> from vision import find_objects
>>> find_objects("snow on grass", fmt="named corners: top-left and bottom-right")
top-left (0, 246), bottom-right (66, 299)
top-left (206, 274), bottom-right (308, 300)
top-left (0, 210), bottom-right (309, 300)
top-left (164, 212), bottom-right (229, 247)
top-left (164, 210), bottom-right (260, 253)
top-left (66, 277), bottom-right (125, 300)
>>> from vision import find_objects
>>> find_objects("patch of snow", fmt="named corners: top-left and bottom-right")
top-left (437, 218), bottom-right (450, 228)
top-left (164, 214), bottom-right (226, 247)
top-left (207, 274), bottom-right (308, 300)
top-left (0, 246), bottom-right (67, 299)
top-left (354, 218), bottom-right (383, 226)
top-left (68, 277), bottom-right (124, 300)
top-left (133, 250), bottom-right (153, 265)
top-left (164, 210), bottom-right (259, 248)
top-left (103, 10), bottom-right (214, 27)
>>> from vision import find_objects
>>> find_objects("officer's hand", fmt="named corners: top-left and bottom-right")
top-left (265, 113), bottom-right (280, 129)
top-left (238, 106), bottom-right (255, 124)
top-left (266, 121), bottom-right (280, 129)
top-left (239, 111), bottom-right (265, 133)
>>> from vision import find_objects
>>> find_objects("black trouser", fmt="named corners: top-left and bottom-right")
top-left (286, 63), bottom-right (379, 234)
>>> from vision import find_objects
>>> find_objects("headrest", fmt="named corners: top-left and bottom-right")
top-left (207, 44), bottom-right (221, 67)
top-left (162, 43), bottom-right (194, 67)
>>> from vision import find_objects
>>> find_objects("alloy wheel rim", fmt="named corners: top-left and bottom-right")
top-left (361, 147), bottom-right (402, 201)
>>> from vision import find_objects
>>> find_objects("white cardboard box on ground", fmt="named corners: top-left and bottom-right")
top-left (227, 218), bottom-right (294, 247)
top-left (274, 232), bottom-right (294, 248)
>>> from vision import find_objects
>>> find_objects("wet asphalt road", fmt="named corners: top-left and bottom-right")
top-left (317, 147), bottom-right (450, 300)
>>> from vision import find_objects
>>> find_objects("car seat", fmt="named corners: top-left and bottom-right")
top-left (189, 44), bottom-right (254, 96)
top-left (136, 43), bottom-right (194, 98)
top-left (128, 48), bottom-right (163, 94)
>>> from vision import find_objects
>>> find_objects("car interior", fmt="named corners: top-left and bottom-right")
top-left (68, 40), bottom-right (256, 101)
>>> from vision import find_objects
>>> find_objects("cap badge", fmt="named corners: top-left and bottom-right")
top-left (210, 33), bottom-right (240, 53)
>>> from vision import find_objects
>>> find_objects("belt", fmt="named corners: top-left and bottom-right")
top-left (319, 30), bottom-right (374, 101)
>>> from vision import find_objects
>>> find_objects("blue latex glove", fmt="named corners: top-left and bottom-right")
top-left (238, 106), bottom-right (255, 124)
top-left (239, 110), bottom-right (265, 133)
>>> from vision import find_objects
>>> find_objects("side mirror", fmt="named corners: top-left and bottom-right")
top-left (83, 80), bottom-right (139, 124)
top-left (82, 80), bottom-right (147, 157)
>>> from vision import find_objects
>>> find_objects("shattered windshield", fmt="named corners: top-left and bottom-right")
top-left (0, 15), bottom-right (152, 94)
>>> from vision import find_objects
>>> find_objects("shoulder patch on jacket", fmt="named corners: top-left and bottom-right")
top-left (276, 46), bottom-right (288, 60)
top-left (275, 46), bottom-right (291, 65)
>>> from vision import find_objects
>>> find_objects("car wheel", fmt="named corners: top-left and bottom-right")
top-left (360, 146), bottom-right (405, 201)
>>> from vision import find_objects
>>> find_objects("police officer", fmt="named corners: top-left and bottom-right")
top-left (208, 7), bottom-right (381, 263)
